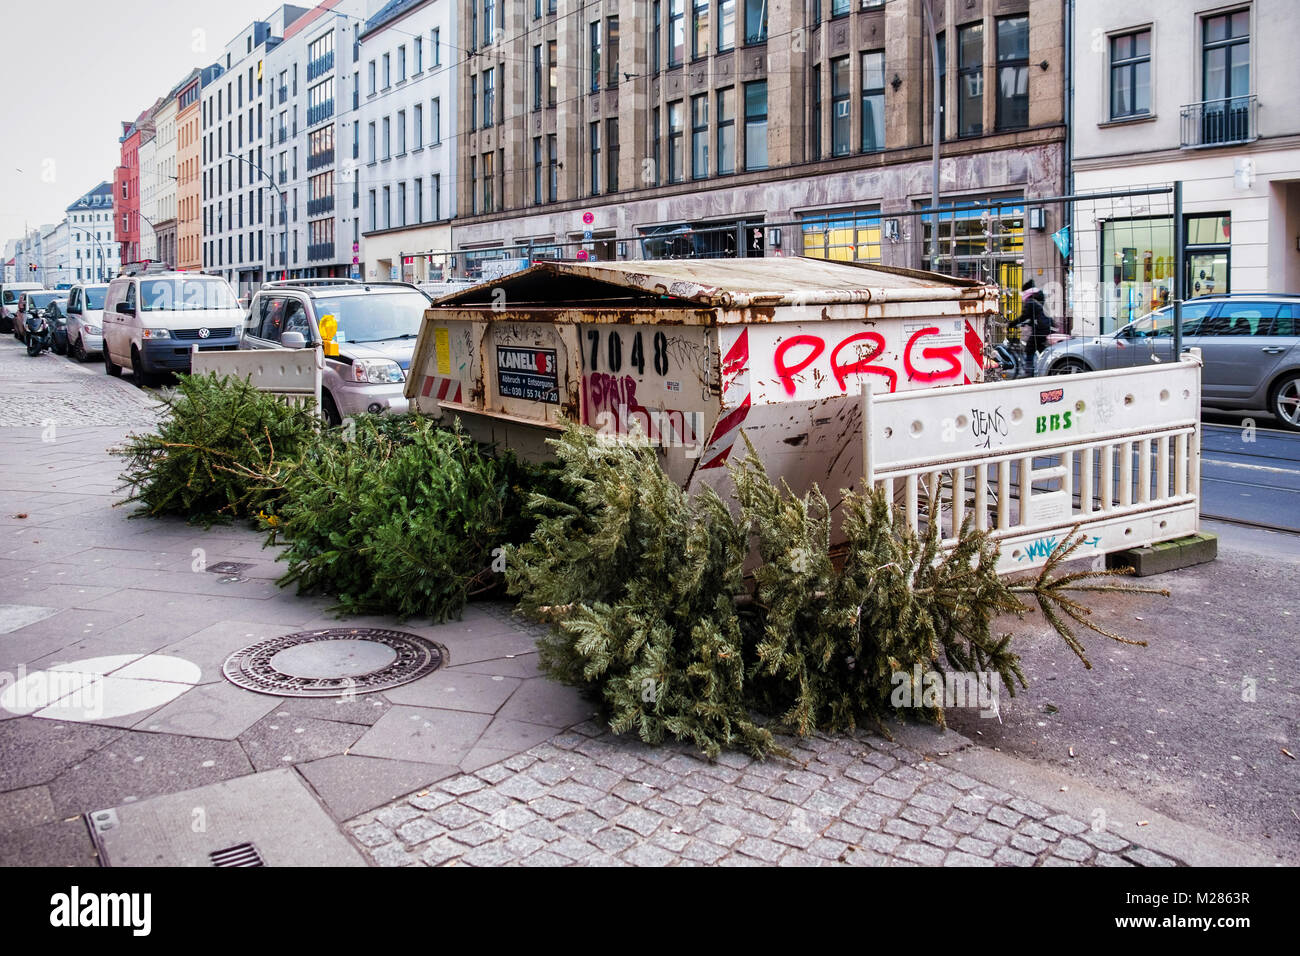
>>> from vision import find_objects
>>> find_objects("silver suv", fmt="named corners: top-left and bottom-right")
top-left (242, 279), bottom-right (431, 425)
top-left (1037, 294), bottom-right (1300, 430)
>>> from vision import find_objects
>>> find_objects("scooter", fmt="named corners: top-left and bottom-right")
top-left (24, 308), bottom-right (52, 356)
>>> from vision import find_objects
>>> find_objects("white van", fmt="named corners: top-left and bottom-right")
top-left (102, 271), bottom-right (244, 386)
top-left (1, 281), bottom-right (44, 333)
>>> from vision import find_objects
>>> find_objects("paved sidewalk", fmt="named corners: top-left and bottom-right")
top-left (0, 338), bottom-right (1285, 867)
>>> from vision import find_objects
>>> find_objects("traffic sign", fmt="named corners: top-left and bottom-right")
top-left (576, 250), bottom-right (589, 261)
top-left (583, 230), bottom-right (593, 241)
top-left (582, 211), bottom-right (594, 225)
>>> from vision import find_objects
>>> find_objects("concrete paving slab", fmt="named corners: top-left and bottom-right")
top-left (380, 669), bottom-right (522, 713)
top-left (496, 677), bottom-right (598, 728)
top-left (0, 818), bottom-right (99, 867)
top-left (46, 731), bottom-right (253, 820)
top-left (451, 653), bottom-right (545, 680)
top-left (297, 754), bottom-right (459, 821)
top-left (135, 680), bottom-right (281, 740)
top-left (0, 718), bottom-right (123, 791)
top-left (238, 713), bottom-right (367, 772)
top-left (0, 785), bottom-right (56, 832)
top-left (263, 694), bottom-right (394, 727)
top-left (0, 604), bottom-right (58, 635)
top-left (91, 768), bottom-right (366, 867)
top-left (155, 620), bottom-right (290, 684)
top-left (350, 705), bottom-right (492, 766)
top-left (475, 717), bottom-right (564, 753)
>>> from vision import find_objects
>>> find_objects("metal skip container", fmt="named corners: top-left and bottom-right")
top-left (405, 257), bottom-right (1000, 512)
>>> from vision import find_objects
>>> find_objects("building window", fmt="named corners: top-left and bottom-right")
top-left (589, 122), bottom-right (601, 195)
top-left (547, 41), bottom-right (558, 106)
top-left (995, 15), bottom-right (1029, 130)
top-left (470, 156), bottom-right (477, 215)
top-left (398, 181), bottom-right (407, 226)
top-left (861, 50), bottom-right (885, 152)
top-left (744, 0), bottom-right (767, 44)
top-left (716, 87), bottom-right (735, 173)
top-left (432, 174), bottom-right (441, 219)
top-left (590, 21), bottom-right (601, 92)
top-left (669, 0), bottom-right (685, 66)
top-left (652, 106), bottom-right (662, 184)
top-left (414, 103), bottom-right (423, 148)
top-left (470, 75), bottom-right (478, 131)
top-left (607, 17), bottom-right (620, 86)
top-left (547, 134), bottom-right (558, 202)
top-left (432, 98), bottom-right (441, 144)
top-left (534, 137), bottom-right (544, 204)
top-left (1109, 30), bottom-right (1151, 119)
top-left (1202, 11), bottom-right (1250, 112)
top-left (483, 68), bottom-right (494, 126)
top-left (367, 121), bottom-right (376, 162)
top-left (433, 28), bottom-right (441, 66)
top-left (936, 31), bottom-right (946, 141)
top-left (744, 79), bottom-right (767, 169)
top-left (693, 0), bottom-right (709, 59)
top-left (606, 117), bottom-right (619, 192)
top-left (957, 21), bottom-right (983, 136)
top-left (415, 36), bottom-right (423, 73)
top-left (533, 45), bottom-right (543, 109)
top-left (832, 0), bottom-right (849, 16)
top-left (382, 116), bottom-right (391, 159)
top-left (811, 65), bottom-right (821, 160)
top-left (831, 55), bottom-right (851, 156)
top-left (668, 100), bottom-right (684, 183)
top-left (800, 208), bottom-right (883, 263)
top-left (414, 178), bottom-right (423, 222)
top-left (397, 110), bottom-right (406, 153)
top-left (368, 60), bottom-right (376, 94)
top-left (398, 45), bottom-right (407, 82)
top-left (382, 53), bottom-right (390, 88)
top-left (383, 185), bottom-right (391, 228)
top-left (691, 94), bottom-right (708, 178)
top-left (653, 1), bottom-right (662, 72)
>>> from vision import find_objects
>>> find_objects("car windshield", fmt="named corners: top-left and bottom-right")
top-left (29, 293), bottom-right (66, 308)
top-left (84, 288), bottom-right (108, 310)
top-left (313, 291), bottom-right (429, 343)
top-left (139, 278), bottom-right (241, 311)
top-left (2, 290), bottom-right (25, 305)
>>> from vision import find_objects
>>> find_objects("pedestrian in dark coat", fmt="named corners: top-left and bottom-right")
top-left (1011, 283), bottom-right (1053, 377)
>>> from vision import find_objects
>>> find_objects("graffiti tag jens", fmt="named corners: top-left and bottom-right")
top-left (970, 406), bottom-right (1009, 449)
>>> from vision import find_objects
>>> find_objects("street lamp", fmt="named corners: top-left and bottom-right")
top-left (223, 152), bottom-right (286, 286)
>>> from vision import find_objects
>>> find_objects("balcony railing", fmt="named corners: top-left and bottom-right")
top-left (307, 101), bottom-right (335, 127)
top-left (1181, 95), bottom-right (1257, 148)
top-left (307, 197), bottom-right (335, 216)
top-left (307, 50), bottom-right (335, 82)
top-left (308, 241), bottom-right (336, 261)
top-left (307, 148), bottom-right (335, 171)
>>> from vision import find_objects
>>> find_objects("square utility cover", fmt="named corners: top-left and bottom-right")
top-left (88, 769), bottom-right (366, 867)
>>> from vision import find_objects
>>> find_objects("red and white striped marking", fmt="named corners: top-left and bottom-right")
top-left (964, 319), bottom-right (985, 385)
top-left (420, 374), bottom-right (463, 404)
top-left (699, 328), bottom-right (751, 470)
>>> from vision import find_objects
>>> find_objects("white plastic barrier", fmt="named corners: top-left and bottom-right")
top-left (861, 354), bottom-right (1203, 574)
top-left (190, 345), bottom-right (322, 413)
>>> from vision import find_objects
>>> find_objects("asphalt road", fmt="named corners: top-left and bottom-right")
top-left (1200, 411), bottom-right (1300, 533)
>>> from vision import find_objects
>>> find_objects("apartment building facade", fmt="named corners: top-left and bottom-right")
top-left (65, 182), bottom-right (120, 283)
top-left (357, 0), bottom-right (458, 283)
top-left (202, 6), bottom-right (311, 295)
top-left (450, 0), bottom-right (1064, 286)
top-left (153, 89), bottom-right (181, 268)
top-left (113, 113), bottom-right (145, 265)
top-left (177, 73), bottom-right (205, 271)
top-left (1071, 0), bottom-right (1300, 333)
top-left (138, 116), bottom-right (158, 262)
top-left (264, 0), bottom-right (370, 282)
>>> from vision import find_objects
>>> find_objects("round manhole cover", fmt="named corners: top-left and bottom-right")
top-left (222, 628), bottom-right (446, 697)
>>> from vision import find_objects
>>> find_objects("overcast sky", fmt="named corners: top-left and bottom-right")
top-left (0, 0), bottom-right (277, 245)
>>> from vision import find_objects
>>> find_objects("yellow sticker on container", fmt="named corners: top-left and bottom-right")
top-left (434, 327), bottom-right (451, 376)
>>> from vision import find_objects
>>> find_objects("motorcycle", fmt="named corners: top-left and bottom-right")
top-left (24, 307), bottom-right (52, 356)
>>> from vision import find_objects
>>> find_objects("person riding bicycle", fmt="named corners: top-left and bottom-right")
top-left (1010, 282), bottom-right (1053, 377)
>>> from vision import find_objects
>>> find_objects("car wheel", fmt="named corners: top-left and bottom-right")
top-left (53, 334), bottom-right (67, 356)
top-left (74, 335), bottom-right (89, 362)
top-left (1050, 358), bottom-right (1089, 375)
top-left (130, 347), bottom-right (157, 388)
top-left (321, 390), bottom-right (342, 428)
top-left (104, 341), bottom-right (122, 377)
top-left (1271, 374), bottom-right (1300, 432)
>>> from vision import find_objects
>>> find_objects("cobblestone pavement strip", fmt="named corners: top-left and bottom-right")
top-left (347, 723), bottom-right (1188, 867)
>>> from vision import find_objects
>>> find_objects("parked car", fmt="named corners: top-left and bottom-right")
top-left (64, 283), bottom-right (109, 361)
top-left (1, 281), bottom-right (43, 333)
top-left (1037, 294), bottom-right (1300, 430)
top-left (101, 269), bottom-right (244, 387)
top-left (14, 291), bottom-right (68, 345)
top-left (242, 279), bottom-right (432, 426)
